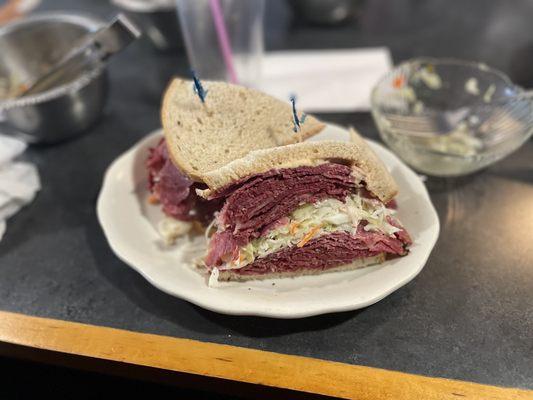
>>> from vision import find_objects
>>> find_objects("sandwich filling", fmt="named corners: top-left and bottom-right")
top-left (147, 139), bottom-right (412, 279)
top-left (206, 163), bottom-right (356, 245)
top-left (204, 163), bottom-right (411, 276)
top-left (237, 196), bottom-right (405, 267)
top-left (147, 139), bottom-right (221, 223)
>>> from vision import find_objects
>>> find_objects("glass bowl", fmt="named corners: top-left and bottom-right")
top-left (371, 58), bottom-right (533, 176)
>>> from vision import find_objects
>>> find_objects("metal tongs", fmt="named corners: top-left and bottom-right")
top-left (17, 13), bottom-right (141, 98)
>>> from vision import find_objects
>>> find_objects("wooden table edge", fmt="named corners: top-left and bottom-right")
top-left (0, 310), bottom-right (530, 400)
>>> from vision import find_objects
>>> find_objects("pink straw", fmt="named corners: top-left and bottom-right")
top-left (208, 0), bottom-right (239, 84)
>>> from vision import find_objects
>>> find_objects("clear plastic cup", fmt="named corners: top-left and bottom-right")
top-left (176, 0), bottom-right (264, 87)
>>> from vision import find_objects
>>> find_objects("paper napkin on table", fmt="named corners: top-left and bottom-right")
top-left (0, 134), bottom-right (40, 241)
top-left (258, 47), bottom-right (392, 112)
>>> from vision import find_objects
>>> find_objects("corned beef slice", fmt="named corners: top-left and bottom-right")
top-left (147, 139), bottom-right (223, 222)
top-left (147, 139), bottom-right (195, 220)
top-left (386, 216), bottom-right (412, 244)
top-left (210, 163), bottom-right (357, 244)
top-left (146, 139), bottom-right (167, 192)
top-left (205, 230), bottom-right (240, 266)
top-left (229, 229), bottom-right (408, 275)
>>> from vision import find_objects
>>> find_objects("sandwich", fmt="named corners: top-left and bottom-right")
top-left (147, 78), bottom-right (411, 282)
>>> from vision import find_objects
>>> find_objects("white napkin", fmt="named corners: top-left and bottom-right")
top-left (0, 134), bottom-right (40, 241)
top-left (258, 48), bottom-right (392, 112)
top-left (0, 134), bottom-right (26, 166)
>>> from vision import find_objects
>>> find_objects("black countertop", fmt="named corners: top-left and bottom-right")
top-left (1, 0), bottom-right (532, 390)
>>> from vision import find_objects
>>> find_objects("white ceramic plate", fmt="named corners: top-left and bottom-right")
top-left (97, 125), bottom-right (439, 318)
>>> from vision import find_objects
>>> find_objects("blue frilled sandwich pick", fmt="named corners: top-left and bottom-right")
top-left (290, 95), bottom-right (307, 133)
top-left (191, 70), bottom-right (208, 103)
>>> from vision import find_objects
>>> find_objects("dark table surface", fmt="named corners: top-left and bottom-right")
top-left (1, 0), bottom-right (532, 390)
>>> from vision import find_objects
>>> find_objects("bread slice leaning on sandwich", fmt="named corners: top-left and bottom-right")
top-left (161, 78), bottom-right (326, 180)
top-left (147, 78), bottom-right (411, 281)
top-left (197, 135), bottom-right (411, 282)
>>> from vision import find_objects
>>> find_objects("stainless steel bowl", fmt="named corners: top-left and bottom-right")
top-left (0, 12), bottom-right (108, 143)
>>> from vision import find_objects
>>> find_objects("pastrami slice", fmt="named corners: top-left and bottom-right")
top-left (204, 230), bottom-right (239, 267)
top-left (147, 139), bottom-right (221, 222)
top-left (228, 229), bottom-right (408, 276)
top-left (147, 140), bottom-right (194, 220)
top-left (213, 163), bottom-right (358, 243)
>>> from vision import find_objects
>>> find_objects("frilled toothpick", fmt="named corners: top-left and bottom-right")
top-left (290, 95), bottom-right (307, 133)
top-left (191, 70), bottom-right (208, 103)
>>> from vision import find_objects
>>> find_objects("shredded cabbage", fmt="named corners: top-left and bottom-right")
top-left (208, 267), bottom-right (221, 287)
top-left (234, 193), bottom-right (401, 268)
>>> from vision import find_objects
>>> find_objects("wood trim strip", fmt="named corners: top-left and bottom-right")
top-left (0, 311), bottom-right (530, 400)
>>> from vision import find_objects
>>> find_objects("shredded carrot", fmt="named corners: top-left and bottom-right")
top-left (148, 193), bottom-right (160, 204)
top-left (392, 75), bottom-right (405, 89)
top-left (289, 221), bottom-right (300, 235)
top-left (222, 250), bottom-right (239, 265)
top-left (297, 225), bottom-right (321, 248)
top-left (238, 251), bottom-right (245, 264)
